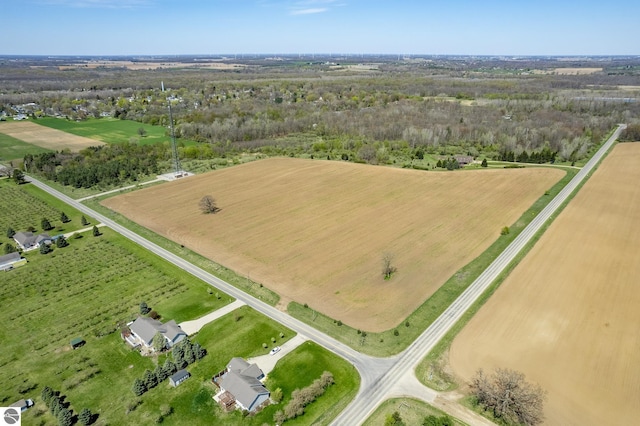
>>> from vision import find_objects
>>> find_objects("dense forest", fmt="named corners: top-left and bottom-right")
top-left (1, 55), bottom-right (639, 188)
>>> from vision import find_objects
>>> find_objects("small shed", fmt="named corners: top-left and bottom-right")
top-left (70, 337), bottom-right (85, 349)
top-left (169, 369), bottom-right (190, 387)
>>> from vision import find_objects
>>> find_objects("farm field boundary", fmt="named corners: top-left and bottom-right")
top-left (101, 157), bottom-right (565, 343)
top-left (0, 120), bottom-right (104, 151)
top-left (448, 142), bottom-right (640, 425)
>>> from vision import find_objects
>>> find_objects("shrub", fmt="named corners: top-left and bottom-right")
top-left (501, 226), bottom-right (510, 235)
top-left (394, 329), bottom-right (399, 336)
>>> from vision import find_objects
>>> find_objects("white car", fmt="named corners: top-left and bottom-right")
top-left (269, 346), bottom-right (281, 356)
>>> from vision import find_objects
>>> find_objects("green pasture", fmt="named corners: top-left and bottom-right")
top-left (35, 116), bottom-right (197, 146)
top-left (0, 130), bottom-right (51, 161)
top-left (363, 398), bottom-right (467, 426)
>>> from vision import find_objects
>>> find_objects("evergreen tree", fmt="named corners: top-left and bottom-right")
top-left (81, 215), bottom-right (89, 226)
top-left (3, 243), bottom-right (16, 254)
top-left (92, 225), bottom-right (100, 237)
top-left (193, 342), bottom-right (206, 360)
top-left (41, 217), bottom-right (53, 231)
top-left (139, 301), bottom-right (151, 315)
top-left (132, 378), bottom-right (147, 396)
top-left (481, 158), bottom-right (488, 167)
top-left (143, 369), bottom-right (158, 389)
top-left (172, 344), bottom-right (186, 369)
top-left (152, 332), bottom-right (166, 353)
top-left (40, 243), bottom-right (51, 254)
top-left (162, 359), bottom-right (177, 378)
top-left (60, 212), bottom-right (70, 223)
top-left (56, 236), bottom-right (69, 248)
top-left (154, 364), bottom-right (166, 382)
top-left (41, 386), bottom-right (54, 406)
top-left (78, 408), bottom-right (94, 426)
top-left (6, 227), bottom-right (15, 238)
top-left (58, 407), bottom-right (74, 426)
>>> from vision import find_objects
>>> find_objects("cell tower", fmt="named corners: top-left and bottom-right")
top-left (162, 81), bottom-right (184, 178)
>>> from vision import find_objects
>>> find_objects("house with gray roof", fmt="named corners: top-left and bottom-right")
top-left (169, 369), bottom-right (190, 387)
top-left (13, 231), bottom-right (53, 251)
top-left (0, 252), bottom-right (27, 271)
top-left (128, 317), bottom-right (186, 351)
top-left (217, 357), bottom-right (269, 412)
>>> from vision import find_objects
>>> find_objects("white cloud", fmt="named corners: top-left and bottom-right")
top-left (37, 0), bottom-right (152, 8)
top-left (288, 0), bottom-right (344, 15)
top-left (290, 7), bottom-right (327, 15)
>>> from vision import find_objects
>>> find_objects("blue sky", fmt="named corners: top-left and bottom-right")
top-left (5, 0), bottom-right (639, 56)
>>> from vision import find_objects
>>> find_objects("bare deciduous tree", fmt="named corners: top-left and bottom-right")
top-left (382, 253), bottom-right (396, 279)
top-left (199, 195), bottom-right (219, 214)
top-left (470, 368), bottom-right (546, 426)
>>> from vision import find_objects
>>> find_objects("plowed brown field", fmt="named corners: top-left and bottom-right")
top-left (103, 158), bottom-right (563, 331)
top-left (450, 143), bottom-right (640, 425)
top-left (0, 121), bottom-right (103, 151)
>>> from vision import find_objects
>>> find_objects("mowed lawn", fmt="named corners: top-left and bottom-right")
top-left (449, 143), bottom-right (640, 425)
top-left (36, 116), bottom-right (197, 146)
top-left (103, 157), bottom-right (564, 331)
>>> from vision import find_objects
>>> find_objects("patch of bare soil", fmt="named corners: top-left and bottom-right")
top-left (450, 143), bottom-right (640, 425)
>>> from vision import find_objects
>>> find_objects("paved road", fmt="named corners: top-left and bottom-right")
top-left (26, 124), bottom-right (625, 425)
top-left (330, 124), bottom-right (627, 425)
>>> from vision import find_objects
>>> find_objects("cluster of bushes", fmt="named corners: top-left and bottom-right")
top-left (385, 410), bottom-right (453, 426)
top-left (41, 386), bottom-right (95, 426)
top-left (273, 371), bottom-right (334, 423)
top-left (132, 338), bottom-right (206, 396)
top-left (435, 158), bottom-right (461, 170)
top-left (498, 147), bottom-right (557, 164)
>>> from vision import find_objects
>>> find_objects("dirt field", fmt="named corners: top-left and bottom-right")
top-left (102, 158), bottom-right (563, 331)
top-left (449, 143), bottom-right (640, 425)
top-left (0, 121), bottom-right (104, 151)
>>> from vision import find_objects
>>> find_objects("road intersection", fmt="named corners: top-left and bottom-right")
top-left (27, 124), bottom-right (625, 425)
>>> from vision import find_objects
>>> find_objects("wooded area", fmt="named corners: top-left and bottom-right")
top-left (1, 55), bottom-right (638, 188)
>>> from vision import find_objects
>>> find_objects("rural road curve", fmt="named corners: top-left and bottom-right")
top-left (26, 124), bottom-right (625, 425)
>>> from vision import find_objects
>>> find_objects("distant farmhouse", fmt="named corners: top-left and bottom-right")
top-left (124, 317), bottom-right (187, 351)
top-left (0, 252), bottom-right (27, 271)
top-left (455, 155), bottom-right (474, 166)
top-left (13, 231), bottom-right (53, 251)
top-left (213, 357), bottom-right (270, 413)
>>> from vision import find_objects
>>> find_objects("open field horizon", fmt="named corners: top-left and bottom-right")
top-left (449, 142), bottom-right (640, 425)
top-left (103, 157), bottom-right (564, 331)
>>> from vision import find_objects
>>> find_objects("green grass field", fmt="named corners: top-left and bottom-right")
top-left (2, 176), bottom-right (358, 426)
top-left (363, 398), bottom-right (468, 426)
top-left (0, 131), bottom-right (52, 162)
top-left (35, 117), bottom-right (197, 146)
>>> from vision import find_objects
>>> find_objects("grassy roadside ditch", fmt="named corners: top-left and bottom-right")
top-left (416, 139), bottom-right (621, 393)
